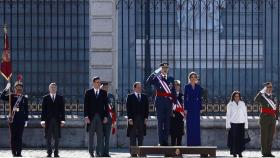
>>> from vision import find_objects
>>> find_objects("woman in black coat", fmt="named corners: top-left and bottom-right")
top-left (170, 80), bottom-right (184, 146)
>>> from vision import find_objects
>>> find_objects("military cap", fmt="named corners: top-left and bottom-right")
top-left (14, 80), bottom-right (23, 87)
top-left (160, 63), bottom-right (169, 68)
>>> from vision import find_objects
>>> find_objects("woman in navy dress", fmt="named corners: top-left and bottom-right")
top-left (184, 72), bottom-right (206, 146)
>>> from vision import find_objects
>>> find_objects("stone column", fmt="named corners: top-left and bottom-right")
top-left (89, 0), bottom-right (117, 91)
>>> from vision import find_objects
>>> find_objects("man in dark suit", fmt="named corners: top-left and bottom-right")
top-left (41, 83), bottom-right (65, 157)
top-left (126, 82), bottom-right (149, 156)
top-left (84, 76), bottom-right (109, 157)
top-left (1, 80), bottom-right (28, 157)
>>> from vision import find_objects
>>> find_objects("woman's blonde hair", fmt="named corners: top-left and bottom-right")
top-left (174, 80), bottom-right (181, 86)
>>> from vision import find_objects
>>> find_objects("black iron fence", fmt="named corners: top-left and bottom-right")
top-left (0, 0), bottom-right (89, 118)
top-left (1, 0), bottom-right (280, 118)
top-left (116, 0), bottom-right (280, 116)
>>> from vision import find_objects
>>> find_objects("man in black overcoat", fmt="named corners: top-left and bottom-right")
top-left (41, 83), bottom-right (65, 157)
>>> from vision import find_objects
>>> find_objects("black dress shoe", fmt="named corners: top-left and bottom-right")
top-left (201, 154), bottom-right (208, 157)
top-left (233, 154), bottom-right (237, 157)
top-left (161, 142), bottom-right (168, 146)
top-left (16, 153), bottom-right (22, 157)
top-left (263, 154), bottom-right (275, 157)
top-left (47, 154), bottom-right (52, 157)
top-left (54, 154), bottom-right (60, 157)
top-left (90, 153), bottom-right (95, 157)
top-left (263, 155), bottom-right (268, 157)
top-left (238, 154), bottom-right (243, 157)
top-left (102, 154), bottom-right (110, 157)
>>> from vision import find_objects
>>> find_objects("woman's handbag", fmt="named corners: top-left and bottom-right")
top-left (243, 130), bottom-right (251, 144)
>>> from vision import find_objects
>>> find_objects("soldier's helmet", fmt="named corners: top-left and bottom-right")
top-left (14, 80), bottom-right (23, 87)
top-left (14, 74), bottom-right (23, 87)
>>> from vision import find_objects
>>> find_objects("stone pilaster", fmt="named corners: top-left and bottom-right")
top-left (89, 0), bottom-right (117, 92)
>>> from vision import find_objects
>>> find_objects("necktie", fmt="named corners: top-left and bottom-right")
top-left (52, 95), bottom-right (55, 102)
top-left (96, 91), bottom-right (99, 98)
top-left (138, 94), bottom-right (141, 101)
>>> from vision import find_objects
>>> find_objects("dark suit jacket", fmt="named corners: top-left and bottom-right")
top-left (41, 93), bottom-right (65, 138)
top-left (84, 88), bottom-right (109, 121)
top-left (126, 93), bottom-right (149, 137)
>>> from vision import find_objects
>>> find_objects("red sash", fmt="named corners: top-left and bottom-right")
top-left (156, 75), bottom-right (184, 117)
top-left (261, 107), bottom-right (276, 117)
top-left (156, 91), bottom-right (173, 97)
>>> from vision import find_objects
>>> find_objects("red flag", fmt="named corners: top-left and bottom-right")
top-left (1, 25), bottom-right (12, 81)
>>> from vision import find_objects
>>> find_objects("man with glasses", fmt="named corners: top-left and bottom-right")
top-left (84, 76), bottom-right (109, 157)
top-left (41, 83), bottom-right (65, 157)
top-left (254, 82), bottom-right (279, 157)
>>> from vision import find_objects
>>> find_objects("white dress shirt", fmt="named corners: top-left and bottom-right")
top-left (50, 93), bottom-right (56, 101)
top-left (94, 88), bottom-right (100, 96)
top-left (226, 101), bottom-right (248, 129)
top-left (134, 92), bottom-right (141, 100)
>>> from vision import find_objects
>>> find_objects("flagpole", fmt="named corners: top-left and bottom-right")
top-left (3, 24), bottom-right (12, 122)
top-left (8, 79), bottom-right (12, 122)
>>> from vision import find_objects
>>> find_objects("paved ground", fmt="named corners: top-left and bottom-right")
top-left (0, 149), bottom-right (280, 157)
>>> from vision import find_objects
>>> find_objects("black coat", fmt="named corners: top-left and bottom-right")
top-left (0, 90), bottom-right (28, 124)
top-left (170, 92), bottom-right (184, 136)
top-left (41, 94), bottom-right (65, 138)
top-left (84, 88), bottom-right (109, 121)
top-left (126, 93), bottom-right (149, 137)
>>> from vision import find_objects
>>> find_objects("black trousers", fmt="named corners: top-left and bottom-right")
top-left (171, 135), bottom-right (182, 146)
top-left (227, 123), bottom-right (245, 155)
top-left (129, 115), bottom-right (145, 146)
top-left (9, 123), bottom-right (25, 155)
top-left (46, 118), bottom-right (60, 155)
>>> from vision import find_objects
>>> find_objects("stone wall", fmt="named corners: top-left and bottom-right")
top-left (1, 117), bottom-right (280, 149)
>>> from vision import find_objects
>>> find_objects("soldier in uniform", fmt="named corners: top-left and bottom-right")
top-left (254, 82), bottom-right (279, 157)
top-left (170, 80), bottom-right (184, 146)
top-left (146, 63), bottom-right (175, 146)
top-left (1, 80), bottom-right (28, 157)
top-left (101, 81), bottom-right (116, 157)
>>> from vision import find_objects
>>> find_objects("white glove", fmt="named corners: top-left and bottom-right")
top-left (154, 67), bottom-right (162, 74)
top-left (24, 121), bottom-right (28, 127)
top-left (4, 83), bottom-right (11, 91)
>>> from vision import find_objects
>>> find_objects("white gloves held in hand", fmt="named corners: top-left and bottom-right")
top-left (24, 121), bottom-right (28, 127)
top-left (154, 67), bottom-right (162, 74)
top-left (4, 83), bottom-right (11, 91)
